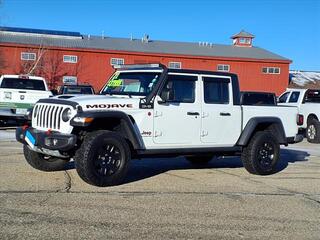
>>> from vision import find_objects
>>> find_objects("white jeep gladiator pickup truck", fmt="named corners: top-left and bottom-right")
top-left (278, 88), bottom-right (320, 143)
top-left (0, 74), bottom-right (52, 125)
top-left (16, 64), bottom-right (303, 187)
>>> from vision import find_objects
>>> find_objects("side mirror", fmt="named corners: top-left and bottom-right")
top-left (158, 88), bottom-right (173, 104)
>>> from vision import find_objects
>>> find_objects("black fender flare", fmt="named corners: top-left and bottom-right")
top-left (237, 117), bottom-right (287, 146)
top-left (70, 111), bottom-right (144, 150)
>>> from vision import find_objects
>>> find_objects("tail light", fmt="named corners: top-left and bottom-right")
top-left (297, 114), bottom-right (304, 126)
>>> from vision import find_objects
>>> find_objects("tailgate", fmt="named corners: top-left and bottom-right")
top-left (0, 89), bottom-right (51, 110)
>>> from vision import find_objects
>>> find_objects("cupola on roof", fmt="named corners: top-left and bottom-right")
top-left (231, 30), bottom-right (255, 47)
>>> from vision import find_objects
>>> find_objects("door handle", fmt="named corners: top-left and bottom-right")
top-left (220, 112), bottom-right (231, 116)
top-left (187, 112), bottom-right (200, 116)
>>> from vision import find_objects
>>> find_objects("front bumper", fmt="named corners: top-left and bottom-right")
top-left (287, 134), bottom-right (304, 144)
top-left (16, 127), bottom-right (77, 151)
top-left (0, 109), bottom-right (26, 118)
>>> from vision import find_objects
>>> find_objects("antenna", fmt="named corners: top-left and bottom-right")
top-left (102, 30), bottom-right (104, 39)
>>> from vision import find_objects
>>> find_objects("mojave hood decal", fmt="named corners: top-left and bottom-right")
top-left (86, 103), bottom-right (134, 109)
top-left (48, 94), bottom-right (142, 110)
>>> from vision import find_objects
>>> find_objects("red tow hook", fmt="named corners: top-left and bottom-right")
top-left (22, 125), bottom-right (29, 130)
top-left (46, 129), bottom-right (52, 135)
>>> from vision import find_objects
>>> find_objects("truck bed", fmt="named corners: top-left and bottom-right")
top-left (242, 105), bottom-right (298, 139)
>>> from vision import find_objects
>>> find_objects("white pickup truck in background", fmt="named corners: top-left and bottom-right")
top-left (0, 75), bottom-right (52, 125)
top-left (278, 88), bottom-right (320, 143)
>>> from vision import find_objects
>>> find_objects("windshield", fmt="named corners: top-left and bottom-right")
top-left (101, 72), bottom-right (161, 96)
top-left (63, 86), bottom-right (94, 94)
top-left (0, 78), bottom-right (46, 91)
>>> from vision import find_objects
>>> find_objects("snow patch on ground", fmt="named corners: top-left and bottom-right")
top-left (290, 71), bottom-right (320, 86)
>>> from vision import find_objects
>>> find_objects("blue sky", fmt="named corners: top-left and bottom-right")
top-left (0, 0), bottom-right (319, 70)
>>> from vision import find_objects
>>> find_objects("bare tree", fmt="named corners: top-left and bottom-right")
top-left (42, 51), bottom-right (67, 89)
top-left (14, 41), bottom-right (83, 89)
top-left (28, 44), bottom-right (46, 75)
top-left (16, 44), bottom-right (46, 75)
top-left (71, 53), bottom-right (85, 84)
top-left (15, 45), bottom-right (67, 89)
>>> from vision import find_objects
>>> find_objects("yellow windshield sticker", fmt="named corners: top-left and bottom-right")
top-left (108, 79), bottom-right (123, 87)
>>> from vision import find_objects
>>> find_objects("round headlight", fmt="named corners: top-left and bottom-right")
top-left (62, 108), bottom-right (72, 122)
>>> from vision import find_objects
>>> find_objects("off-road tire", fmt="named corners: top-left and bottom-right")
top-left (306, 118), bottom-right (320, 143)
top-left (186, 156), bottom-right (213, 165)
top-left (241, 131), bottom-right (280, 175)
top-left (74, 130), bottom-right (131, 187)
top-left (23, 144), bottom-right (69, 171)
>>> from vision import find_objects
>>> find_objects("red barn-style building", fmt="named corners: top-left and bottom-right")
top-left (0, 27), bottom-right (291, 95)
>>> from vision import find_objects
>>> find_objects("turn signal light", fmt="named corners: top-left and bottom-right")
top-left (84, 117), bottom-right (94, 123)
top-left (72, 117), bottom-right (94, 123)
top-left (297, 114), bottom-right (304, 126)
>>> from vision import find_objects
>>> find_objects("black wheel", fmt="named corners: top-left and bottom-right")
top-left (241, 131), bottom-right (280, 175)
top-left (186, 155), bottom-right (213, 165)
top-left (306, 118), bottom-right (320, 143)
top-left (23, 145), bottom-right (69, 171)
top-left (74, 130), bottom-right (131, 187)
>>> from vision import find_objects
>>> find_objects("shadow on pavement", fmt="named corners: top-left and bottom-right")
top-left (63, 148), bottom-right (309, 185)
top-left (277, 148), bottom-right (310, 173)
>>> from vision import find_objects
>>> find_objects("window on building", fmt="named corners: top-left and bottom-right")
top-left (239, 38), bottom-right (246, 44)
top-left (203, 77), bottom-right (229, 104)
top-left (162, 74), bottom-right (196, 103)
top-left (168, 62), bottom-right (182, 69)
top-left (62, 76), bottom-right (77, 85)
top-left (110, 58), bottom-right (125, 66)
top-left (217, 64), bottom-right (230, 72)
top-left (21, 52), bottom-right (36, 61)
top-left (262, 67), bottom-right (281, 74)
top-left (63, 55), bottom-right (78, 63)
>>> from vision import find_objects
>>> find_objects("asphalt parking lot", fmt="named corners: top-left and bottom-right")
top-left (0, 129), bottom-right (319, 239)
